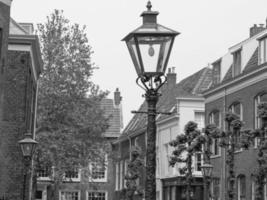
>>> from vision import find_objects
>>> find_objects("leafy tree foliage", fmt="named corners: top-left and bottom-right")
top-left (239, 102), bottom-right (267, 200)
top-left (35, 9), bottom-right (109, 190)
top-left (122, 146), bottom-right (144, 200)
top-left (169, 121), bottom-right (204, 200)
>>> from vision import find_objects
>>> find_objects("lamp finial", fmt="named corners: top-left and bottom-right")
top-left (146, 1), bottom-right (152, 11)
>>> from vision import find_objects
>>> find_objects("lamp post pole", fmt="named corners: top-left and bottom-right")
top-left (122, 2), bottom-right (179, 199)
top-left (18, 132), bottom-right (38, 200)
top-left (145, 89), bottom-right (159, 199)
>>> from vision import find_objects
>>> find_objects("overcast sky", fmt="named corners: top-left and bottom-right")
top-left (11, 0), bottom-right (267, 127)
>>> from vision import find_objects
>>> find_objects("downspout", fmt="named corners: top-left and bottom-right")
top-left (128, 136), bottom-right (132, 160)
top-left (223, 87), bottom-right (227, 200)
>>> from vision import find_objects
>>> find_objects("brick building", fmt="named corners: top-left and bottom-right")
top-left (0, 1), bottom-right (43, 199)
top-left (112, 67), bottom-right (212, 200)
top-left (36, 89), bottom-right (123, 200)
top-left (203, 22), bottom-right (267, 200)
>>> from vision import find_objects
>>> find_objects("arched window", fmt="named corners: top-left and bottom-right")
top-left (209, 110), bottom-right (221, 156)
top-left (229, 102), bottom-right (243, 120)
top-left (255, 93), bottom-right (267, 128)
top-left (237, 175), bottom-right (246, 200)
top-left (229, 102), bottom-right (243, 150)
top-left (254, 93), bottom-right (267, 147)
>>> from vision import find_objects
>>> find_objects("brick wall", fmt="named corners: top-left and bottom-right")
top-left (0, 51), bottom-right (34, 199)
top-left (205, 78), bottom-right (267, 200)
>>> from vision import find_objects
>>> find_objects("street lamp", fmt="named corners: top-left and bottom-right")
top-left (122, 1), bottom-right (179, 200)
top-left (201, 163), bottom-right (213, 200)
top-left (18, 132), bottom-right (38, 200)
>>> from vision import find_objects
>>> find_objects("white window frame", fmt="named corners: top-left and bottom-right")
top-left (209, 111), bottom-right (221, 157)
top-left (86, 191), bottom-right (107, 200)
top-left (37, 167), bottom-right (52, 181)
top-left (237, 175), bottom-right (246, 200)
top-left (232, 48), bottom-right (242, 77)
top-left (258, 36), bottom-right (267, 65)
top-left (63, 168), bottom-right (81, 182)
top-left (115, 162), bottom-right (119, 191)
top-left (194, 111), bottom-right (205, 130)
top-left (119, 160), bottom-right (124, 190)
top-left (251, 179), bottom-right (255, 200)
top-left (264, 179), bottom-right (267, 200)
top-left (59, 190), bottom-right (80, 200)
top-left (254, 94), bottom-right (267, 147)
top-left (89, 155), bottom-right (108, 183)
top-left (229, 102), bottom-right (243, 152)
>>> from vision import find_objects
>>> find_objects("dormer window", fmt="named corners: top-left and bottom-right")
top-left (232, 48), bottom-right (242, 77)
top-left (258, 35), bottom-right (267, 65)
top-left (212, 59), bottom-right (221, 85)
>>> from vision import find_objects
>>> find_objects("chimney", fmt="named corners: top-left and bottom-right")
top-left (167, 67), bottom-right (177, 89)
top-left (250, 24), bottom-right (265, 37)
top-left (114, 88), bottom-right (122, 106)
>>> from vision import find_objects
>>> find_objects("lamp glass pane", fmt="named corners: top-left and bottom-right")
top-left (157, 37), bottom-right (172, 73)
top-left (126, 37), bottom-right (142, 75)
top-left (136, 36), bottom-right (172, 74)
top-left (21, 143), bottom-right (33, 157)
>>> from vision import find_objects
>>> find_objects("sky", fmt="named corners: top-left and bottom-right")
top-left (11, 0), bottom-right (267, 127)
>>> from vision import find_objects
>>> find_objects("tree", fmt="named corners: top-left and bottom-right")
top-left (35, 9), bottom-right (109, 198)
top-left (240, 102), bottom-right (267, 200)
top-left (122, 146), bottom-right (144, 200)
top-left (169, 121), bottom-right (205, 200)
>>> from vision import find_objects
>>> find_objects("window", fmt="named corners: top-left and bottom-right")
top-left (255, 93), bottom-right (267, 128)
top-left (115, 162), bottom-right (119, 191)
top-left (120, 161), bottom-right (123, 189)
top-left (35, 191), bottom-right (43, 200)
top-left (194, 152), bottom-right (202, 172)
top-left (212, 60), bottom-right (221, 85)
top-left (237, 175), bottom-right (246, 200)
top-left (259, 36), bottom-right (267, 64)
top-left (264, 179), bottom-right (267, 200)
top-left (251, 179), bottom-right (256, 200)
top-left (232, 49), bottom-right (242, 77)
top-left (87, 191), bottom-right (106, 200)
top-left (195, 112), bottom-right (205, 130)
top-left (37, 167), bottom-right (51, 181)
top-left (64, 169), bottom-right (80, 182)
top-left (90, 160), bottom-right (107, 182)
top-left (60, 191), bottom-right (79, 200)
top-left (209, 111), bottom-right (221, 156)
top-left (211, 178), bottom-right (220, 200)
top-left (229, 102), bottom-right (243, 151)
top-left (255, 93), bottom-right (267, 147)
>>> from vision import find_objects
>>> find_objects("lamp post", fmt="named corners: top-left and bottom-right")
top-left (18, 132), bottom-right (38, 200)
top-left (201, 163), bottom-right (213, 200)
top-left (122, 1), bottom-right (179, 199)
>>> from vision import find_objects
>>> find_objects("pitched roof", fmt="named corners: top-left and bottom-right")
top-left (119, 67), bottom-right (212, 141)
top-left (100, 98), bottom-right (122, 138)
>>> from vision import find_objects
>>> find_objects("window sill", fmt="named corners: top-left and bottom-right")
top-left (234, 149), bottom-right (243, 154)
top-left (63, 178), bottom-right (81, 182)
top-left (210, 155), bottom-right (221, 159)
top-left (89, 178), bottom-right (107, 183)
top-left (37, 177), bottom-right (52, 181)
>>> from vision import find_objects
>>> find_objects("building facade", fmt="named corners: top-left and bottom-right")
top-left (112, 67), bottom-right (212, 200)
top-left (203, 22), bottom-right (267, 200)
top-left (0, 1), bottom-right (43, 199)
top-left (36, 89), bottom-right (123, 200)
